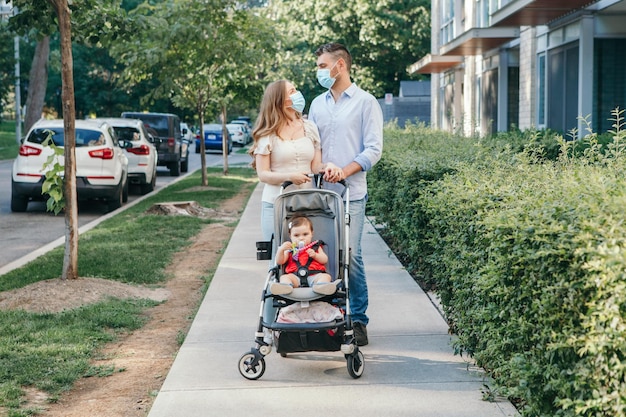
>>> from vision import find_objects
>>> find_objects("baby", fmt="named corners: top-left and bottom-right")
top-left (270, 215), bottom-right (336, 296)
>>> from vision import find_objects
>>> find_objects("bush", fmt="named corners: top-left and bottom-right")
top-left (370, 115), bottom-right (626, 416)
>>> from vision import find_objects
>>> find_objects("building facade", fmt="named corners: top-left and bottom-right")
top-left (411, 0), bottom-right (626, 138)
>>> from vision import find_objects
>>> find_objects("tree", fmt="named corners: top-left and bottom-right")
top-left (46, 0), bottom-right (79, 280)
top-left (114, 0), bottom-right (276, 182)
top-left (24, 36), bottom-right (49, 131)
top-left (263, 0), bottom-right (430, 103)
top-left (11, 0), bottom-right (131, 280)
top-left (0, 22), bottom-right (15, 121)
top-left (12, 0), bottom-right (135, 122)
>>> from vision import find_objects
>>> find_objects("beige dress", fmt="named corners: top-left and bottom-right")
top-left (254, 119), bottom-right (321, 204)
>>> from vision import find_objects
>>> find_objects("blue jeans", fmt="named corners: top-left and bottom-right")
top-left (347, 197), bottom-right (368, 325)
top-left (261, 201), bottom-right (274, 242)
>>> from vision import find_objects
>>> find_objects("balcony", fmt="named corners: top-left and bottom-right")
top-left (491, 0), bottom-right (600, 26)
top-left (440, 27), bottom-right (520, 56)
top-left (408, 54), bottom-right (463, 74)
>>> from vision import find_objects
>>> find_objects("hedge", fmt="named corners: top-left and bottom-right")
top-left (369, 118), bottom-right (626, 416)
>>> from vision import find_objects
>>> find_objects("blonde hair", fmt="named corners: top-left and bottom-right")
top-left (248, 79), bottom-right (302, 168)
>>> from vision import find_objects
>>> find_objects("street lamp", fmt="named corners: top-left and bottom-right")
top-left (0, 2), bottom-right (21, 143)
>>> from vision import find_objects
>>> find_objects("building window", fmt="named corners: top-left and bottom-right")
top-left (594, 38), bottom-right (626, 133)
top-left (441, 0), bottom-right (455, 45)
top-left (476, 75), bottom-right (482, 133)
top-left (537, 53), bottom-right (546, 126)
top-left (547, 42), bottom-right (579, 134)
top-left (476, 0), bottom-right (490, 27)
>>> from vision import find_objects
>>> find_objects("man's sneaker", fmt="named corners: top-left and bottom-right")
top-left (270, 283), bottom-right (293, 295)
top-left (353, 322), bottom-right (368, 346)
top-left (312, 282), bottom-right (337, 295)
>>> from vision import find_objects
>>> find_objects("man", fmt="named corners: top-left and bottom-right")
top-left (309, 42), bottom-right (383, 346)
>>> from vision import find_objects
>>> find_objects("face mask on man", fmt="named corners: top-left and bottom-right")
top-left (289, 91), bottom-right (306, 112)
top-left (316, 60), bottom-right (339, 89)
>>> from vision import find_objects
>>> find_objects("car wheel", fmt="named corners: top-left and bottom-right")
top-left (108, 182), bottom-right (123, 212)
top-left (11, 189), bottom-right (28, 212)
top-left (181, 157), bottom-right (189, 173)
top-left (169, 160), bottom-right (180, 176)
top-left (122, 178), bottom-right (129, 203)
top-left (141, 170), bottom-right (156, 195)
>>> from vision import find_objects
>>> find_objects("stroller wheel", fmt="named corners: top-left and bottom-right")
top-left (280, 352), bottom-right (287, 358)
top-left (346, 349), bottom-right (365, 379)
top-left (238, 351), bottom-right (266, 380)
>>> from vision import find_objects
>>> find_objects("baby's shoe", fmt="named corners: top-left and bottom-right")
top-left (270, 283), bottom-right (293, 295)
top-left (312, 282), bottom-right (337, 295)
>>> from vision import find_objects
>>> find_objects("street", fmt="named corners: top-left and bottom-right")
top-left (0, 149), bottom-right (252, 269)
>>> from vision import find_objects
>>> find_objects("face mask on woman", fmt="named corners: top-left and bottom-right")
top-left (316, 60), bottom-right (339, 89)
top-left (289, 91), bottom-right (306, 112)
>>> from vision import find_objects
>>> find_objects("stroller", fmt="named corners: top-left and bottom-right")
top-left (238, 176), bottom-right (364, 380)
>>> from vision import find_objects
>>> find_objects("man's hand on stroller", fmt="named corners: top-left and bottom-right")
top-left (322, 163), bottom-right (344, 183)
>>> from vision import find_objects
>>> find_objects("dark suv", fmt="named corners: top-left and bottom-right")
top-left (121, 112), bottom-right (189, 176)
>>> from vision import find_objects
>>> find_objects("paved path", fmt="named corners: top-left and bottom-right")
top-left (148, 183), bottom-right (519, 417)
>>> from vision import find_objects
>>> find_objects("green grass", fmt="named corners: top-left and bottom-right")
top-left (0, 120), bottom-right (19, 160)
top-left (0, 166), bottom-right (257, 415)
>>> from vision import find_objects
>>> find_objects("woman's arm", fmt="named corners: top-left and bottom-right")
top-left (256, 154), bottom-right (311, 186)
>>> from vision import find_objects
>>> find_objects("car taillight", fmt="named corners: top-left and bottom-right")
top-left (89, 148), bottom-right (114, 159)
top-left (127, 144), bottom-right (150, 155)
top-left (168, 137), bottom-right (175, 147)
top-left (19, 145), bottom-right (42, 156)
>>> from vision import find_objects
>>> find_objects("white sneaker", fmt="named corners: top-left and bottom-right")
top-left (270, 283), bottom-right (293, 295)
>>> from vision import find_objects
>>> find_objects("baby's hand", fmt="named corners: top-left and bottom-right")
top-left (281, 241), bottom-right (293, 251)
top-left (306, 248), bottom-right (316, 258)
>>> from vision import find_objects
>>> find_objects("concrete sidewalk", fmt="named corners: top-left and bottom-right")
top-left (147, 183), bottom-right (519, 417)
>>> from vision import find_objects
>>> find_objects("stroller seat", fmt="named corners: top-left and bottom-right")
top-left (271, 281), bottom-right (342, 302)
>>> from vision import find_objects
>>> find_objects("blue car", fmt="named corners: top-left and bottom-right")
top-left (195, 123), bottom-right (233, 154)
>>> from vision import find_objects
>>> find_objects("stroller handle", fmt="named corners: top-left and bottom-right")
top-left (281, 173), bottom-right (347, 190)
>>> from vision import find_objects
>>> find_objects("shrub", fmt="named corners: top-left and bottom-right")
top-left (370, 113), bottom-right (626, 416)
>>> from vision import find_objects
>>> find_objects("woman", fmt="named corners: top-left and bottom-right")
top-left (249, 79), bottom-right (338, 240)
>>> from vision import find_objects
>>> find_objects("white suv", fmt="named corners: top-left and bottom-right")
top-left (96, 117), bottom-right (157, 195)
top-left (11, 119), bottom-right (129, 212)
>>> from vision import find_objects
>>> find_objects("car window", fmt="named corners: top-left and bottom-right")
top-left (27, 128), bottom-right (105, 147)
top-left (127, 115), bottom-right (169, 137)
top-left (113, 126), bottom-right (140, 142)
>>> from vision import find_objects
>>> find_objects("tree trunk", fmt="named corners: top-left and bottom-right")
top-left (24, 36), bottom-right (50, 132)
top-left (49, 0), bottom-right (79, 280)
top-left (198, 102), bottom-right (207, 186)
top-left (221, 104), bottom-right (228, 176)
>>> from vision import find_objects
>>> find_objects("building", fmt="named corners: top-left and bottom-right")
top-left (378, 80), bottom-right (431, 127)
top-left (410, 0), bottom-right (626, 138)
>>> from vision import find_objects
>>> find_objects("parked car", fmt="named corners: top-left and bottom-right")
top-left (235, 116), bottom-right (252, 125)
top-left (180, 122), bottom-right (195, 143)
top-left (96, 117), bottom-right (158, 195)
top-left (226, 123), bottom-right (249, 146)
top-left (11, 119), bottom-right (130, 212)
top-left (121, 112), bottom-right (188, 176)
top-left (196, 123), bottom-right (232, 154)
top-left (229, 119), bottom-right (252, 144)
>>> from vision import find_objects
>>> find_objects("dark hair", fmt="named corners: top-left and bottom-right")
top-left (315, 42), bottom-right (352, 72)
top-left (288, 215), bottom-right (313, 233)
